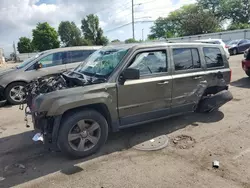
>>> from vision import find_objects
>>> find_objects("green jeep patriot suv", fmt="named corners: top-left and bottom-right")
top-left (24, 42), bottom-right (233, 158)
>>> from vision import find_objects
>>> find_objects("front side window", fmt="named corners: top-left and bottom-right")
top-left (203, 47), bottom-right (224, 68)
top-left (173, 48), bottom-right (201, 71)
top-left (38, 52), bottom-right (65, 68)
top-left (74, 47), bottom-right (129, 77)
top-left (128, 50), bottom-right (167, 76)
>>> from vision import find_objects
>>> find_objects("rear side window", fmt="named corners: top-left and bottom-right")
top-left (173, 48), bottom-right (201, 71)
top-left (203, 47), bottom-right (224, 68)
top-left (69, 50), bottom-right (96, 63)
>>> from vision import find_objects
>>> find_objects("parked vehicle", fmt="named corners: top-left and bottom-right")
top-left (226, 39), bottom-right (250, 55)
top-left (0, 46), bottom-right (102, 105)
top-left (24, 42), bottom-right (233, 158)
top-left (195, 39), bottom-right (230, 59)
top-left (242, 48), bottom-right (250, 76)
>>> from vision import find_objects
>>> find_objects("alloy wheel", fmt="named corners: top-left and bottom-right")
top-left (9, 85), bottom-right (25, 103)
top-left (68, 119), bottom-right (101, 151)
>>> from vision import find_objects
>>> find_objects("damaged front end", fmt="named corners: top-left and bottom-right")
top-left (20, 71), bottom-right (107, 150)
top-left (20, 74), bottom-right (68, 149)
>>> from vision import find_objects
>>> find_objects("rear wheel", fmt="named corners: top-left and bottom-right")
top-left (197, 90), bottom-right (233, 113)
top-left (5, 82), bottom-right (26, 105)
top-left (58, 110), bottom-right (109, 158)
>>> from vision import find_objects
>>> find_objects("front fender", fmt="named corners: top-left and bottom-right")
top-left (46, 91), bottom-right (118, 120)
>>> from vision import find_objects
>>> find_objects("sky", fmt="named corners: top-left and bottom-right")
top-left (0, 0), bottom-right (195, 56)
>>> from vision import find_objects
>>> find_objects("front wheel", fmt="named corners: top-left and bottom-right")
top-left (58, 110), bottom-right (109, 158)
top-left (5, 82), bottom-right (26, 105)
top-left (233, 48), bottom-right (238, 55)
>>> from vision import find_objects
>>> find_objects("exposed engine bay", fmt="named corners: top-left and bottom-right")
top-left (25, 71), bottom-right (106, 107)
top-left (21, 71), bottom-right (107, 128)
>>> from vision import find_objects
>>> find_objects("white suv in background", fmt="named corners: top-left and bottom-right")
top-left (195, 39), bottom-right (230, 59)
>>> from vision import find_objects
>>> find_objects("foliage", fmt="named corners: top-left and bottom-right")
top-left (81, 14), bottom-right (109, 45)
top-left (58, 21), bottom-right (82, 47)
top-left (32, 22), bottom-right (60, 51)
top-left (111, 39), bottom-right (121, 43)
top-left (228, 23), bottom-right (250, 30)
top-left (124, 38), bottom-right (139, 43)
top-left (148, 4), bottom-right (220, 39)
top-left (148, 17), bottom-right (177, 39)
top-left (17, 37), bottom-right (34, 53)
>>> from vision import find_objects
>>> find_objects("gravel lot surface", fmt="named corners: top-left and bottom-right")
top-left (0, 55), bottom-right (250, 188)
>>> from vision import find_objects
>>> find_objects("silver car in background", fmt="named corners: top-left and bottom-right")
top-left (0, 46), bottom-right (102, 105)
top-left (195, 39), bottom-right (230, 59)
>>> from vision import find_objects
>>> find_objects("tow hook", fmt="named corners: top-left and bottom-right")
top-left (32, 133), bottom-right (44, 143)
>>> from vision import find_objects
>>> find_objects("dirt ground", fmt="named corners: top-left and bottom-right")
top-left (1, 55), bottom-right (250, 188)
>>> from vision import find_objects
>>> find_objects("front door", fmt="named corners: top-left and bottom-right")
top-left (171, 47), bottom-right (207, 114)
top-left (117, 49), bottom-right (172, 127)
top-left (25, 52), bottom-right (67, 80)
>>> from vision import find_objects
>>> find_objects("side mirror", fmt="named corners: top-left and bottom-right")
top-left (34, 62), bottom-right (42, 70)
top-left (119, 68), bottom-right (140, 84)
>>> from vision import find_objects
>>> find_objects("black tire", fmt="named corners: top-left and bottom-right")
top-left (5, 82), bottom-right (27, 105)
top-left (58, 110), bottom-right (109, 158)
top-left (197, 90), bottom-right (233, 113)
top-left (245, 70), bottom-right (250, 77)
top-left (232, 48), bottom-right (238, 55)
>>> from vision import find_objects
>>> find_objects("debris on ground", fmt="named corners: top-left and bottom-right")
top-left (213, 160), bottom-right (220, 168)
top-left (172, 135), bottom-right (196, 149)
top-left (0, 177), bottom-right (5, 181)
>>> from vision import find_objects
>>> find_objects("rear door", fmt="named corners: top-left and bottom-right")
top-left (203, 47), bottom-right (231, 86)
top-left (66, 50), bottom-right (96, 70)
top-left (171, 47), bottom-right (207, 114)
top-left (117, 48), bottom-right (172, 126)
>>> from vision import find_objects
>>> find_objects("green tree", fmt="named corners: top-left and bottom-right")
top-left (148, 17), bottom-right (178, 39)
top-left (17, 37), bottom-right (34, 53)
top-left (111, 39), bottom-right (121, 43)
top-left (81, 14), bottom-right (109, 45)
top-left (58, 21), bottom-right (82, 47)
top-left (222, 0), bottom-right (250, 25)
top-left (124, 38), bottom-right (139, 43)
top-left (32, 22), bottom-right (60, 51)
top-left (149, 4), bottom-right (220, 39)
top-left (228, 23), bottom-right (250, 30)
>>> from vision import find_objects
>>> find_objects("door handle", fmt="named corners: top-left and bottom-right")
top-left (193, 76), bottom-right (202, 80)
top-left (157, 81), bottom-right (169, 85)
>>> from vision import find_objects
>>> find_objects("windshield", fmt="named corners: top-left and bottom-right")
top-left (228, 40), bottom-right (239, 45)
top-left (74, 47), bottom-right (129, 77)
top-left (16, 53), bottom-right (43, 69)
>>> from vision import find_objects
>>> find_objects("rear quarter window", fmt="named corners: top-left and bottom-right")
top-left (203, 47), bottom-right (224, 68)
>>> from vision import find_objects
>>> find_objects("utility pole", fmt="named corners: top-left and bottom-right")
top-left (142, 29), bottom-right (144, 41)
top-left (13, 41), bottom-right (17, 62)
top-left (132, 0), bottom-right (135, 40)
